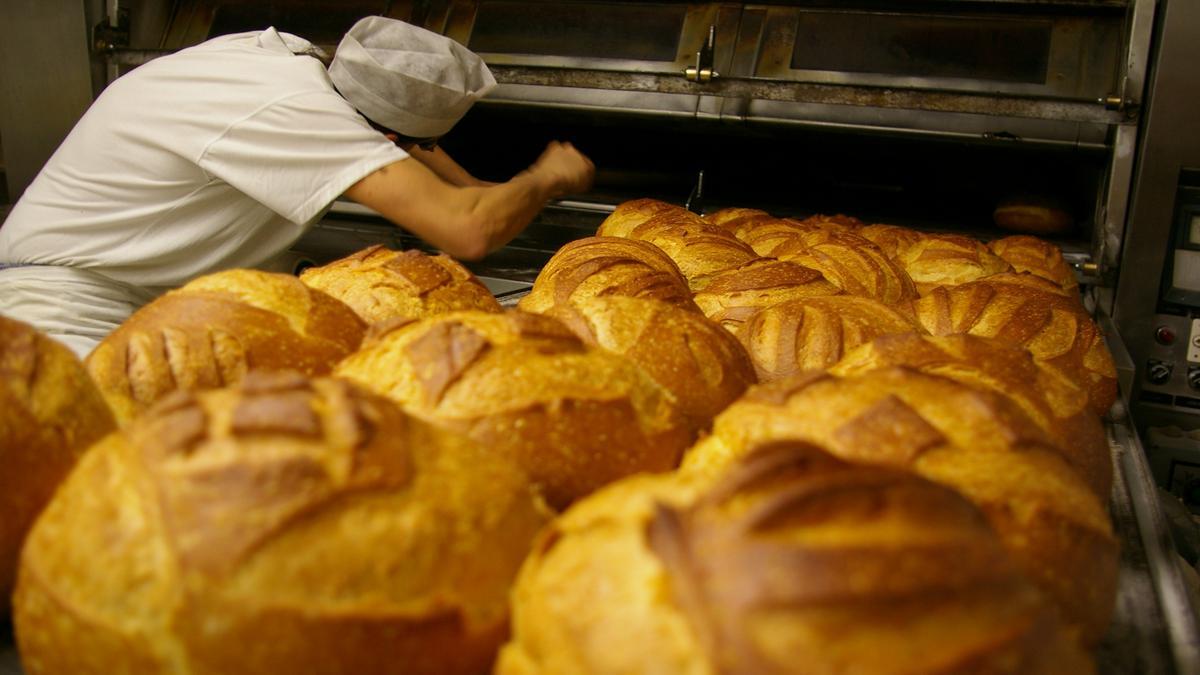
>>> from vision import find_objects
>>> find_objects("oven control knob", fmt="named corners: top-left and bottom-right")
top-left (1147, 360), bottom-right (1173, 385)
top-left (1188, 367), bottom-right (1200, 390)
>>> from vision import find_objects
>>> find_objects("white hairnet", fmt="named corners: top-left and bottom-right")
top-left (328, 16), bottom-right (496, 138)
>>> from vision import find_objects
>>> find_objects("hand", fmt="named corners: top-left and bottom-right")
top-left (531, 141), bottom-right (595, 196)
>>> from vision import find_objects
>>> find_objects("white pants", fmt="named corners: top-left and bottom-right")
top-left (0, 266), bottom-right (154, 359)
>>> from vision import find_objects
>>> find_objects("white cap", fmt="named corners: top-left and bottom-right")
top-left (328, 16), bottom-right (497, 138)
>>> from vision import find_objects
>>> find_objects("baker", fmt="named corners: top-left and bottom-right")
top-left (0, 15), bottom-right (594, 357)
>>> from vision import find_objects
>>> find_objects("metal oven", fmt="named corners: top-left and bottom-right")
top-left (2, 0), bottom-right (1199, 672)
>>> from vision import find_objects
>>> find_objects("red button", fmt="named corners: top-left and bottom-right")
top-left (1156, 326), bottom-right (1176, 345)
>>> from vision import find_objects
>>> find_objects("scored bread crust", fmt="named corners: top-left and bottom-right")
top-left (335, 310), bottom-right (692, 509)
top-left (13, 372), bottom-right (550, 675)
top-left (85, 269), bottom-right (365, 424)
top-left (0, 316), bottom-right (116, 607)
top-left (499, 442), bottom-right (1094, 674)
top-left (300, 245), bottom-right (501, 324)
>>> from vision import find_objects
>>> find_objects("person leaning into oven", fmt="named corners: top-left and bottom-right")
top-left (0, 15), bottom-right (594, 358)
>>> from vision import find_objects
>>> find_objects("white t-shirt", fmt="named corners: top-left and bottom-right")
top-left (0, 27), bottom-right (409, 294)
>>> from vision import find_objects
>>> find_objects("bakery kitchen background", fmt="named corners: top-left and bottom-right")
top-left (2, 1), bottom-right (1200, 674)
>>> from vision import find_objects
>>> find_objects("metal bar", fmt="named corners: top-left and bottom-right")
top-left (1111, 402), bottom-right (1200, 674)
top-left (486, 65), bottom-right (1127, 125)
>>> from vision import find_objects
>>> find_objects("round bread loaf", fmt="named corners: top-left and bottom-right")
top-left (335, 310), bottom-right (692, 509)
top-left (623, 215), bottom-right (759, 291)
top-left (692, 259), bottom-right (842, 331)
top-left (682, 369), bottom-right (1118, 645)
top-left (725, 216), bottom-right (811, 257)
top-left (792, 212), bottom-right (865, 230)
top-left (893, 234), bottom-right (1014, 295)
top-left (994, 200), bottom-right (1074, 235)
top-left (299, 245), bottom-right (501, 324)
top-left (517, 236), bottom-right (696, 315)
top-left (596, 198), bottom-right (696, 238)
top-left (736, 295), bottom-right (923, 380)
top-left (498, 441), bottom-right (1094, 674)
top-left (829, 332), bottom-right (1110, 498)
top-left (85, 269), bottom-right (366, 424)
top-left (702, 206), bottom-right (770, 230)
top-left (988, 235), bottom-right (1079, 292)
top-left (914, 272), bottom-right (1116, 416)
top-left (773, 231), bottom-right (921, 305)
top-left (0, 316), bottom-right (116, 607)
top-left (550, 295), bottom-right (757, 430)
top-left (13, 372), bottom-right (551, 675)
top-left (857, 223), bottom-right (927, 259)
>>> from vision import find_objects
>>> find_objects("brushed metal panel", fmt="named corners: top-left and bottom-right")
top-left (0, 0), bottom-right (96, 202)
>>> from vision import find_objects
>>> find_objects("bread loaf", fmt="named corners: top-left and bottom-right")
top-left (736, 295), bottom-right (923, 380)
top-left (0, 316), bottom-right (116, 607)
top-left (13, 372), bottom-right (551, 675)
top-left (914, 273), bottom-right (1117, 415)
top-left (692, 259), bottom-right (842, 331)
top-left (517, 236), bottom-right (696, 315)
top-left (335, 310), bottom-right (692, 508)
top-left (792, 212), bottom-right (865, 230)
top-left (682, 369), bottom-right (1118, 644)
top-left (299, 245), bottom-right (501, 324)
top-left (622, 215), bottom-right (759, 291)
top-left (894, 234), bottom-right (1014, 294)
top-left (596, 198), bottom-right (698, 238)
top-left (85, 269), bottom-right (365, 424)
top-left (498, 441), bottom-right (1094, 674)
top-left (994, 199), bottom-right (1074, 235)
top-left (773, 231), bottom-right (921, 305)
top-left (988, 235), bottom-right (1079, 292)
top-left (550, 295), bottom-right (757, 430)
top-left (726, 217), bottom-right (810, 257)
top-left (702, 206), bottom-right (770, 229)
top-left (857, 223), bottom-right (927, 259)
top-left (829, 332), bottom-right (1110, 498)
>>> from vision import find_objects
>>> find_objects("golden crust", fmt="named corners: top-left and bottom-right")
top-left (14, 372), bottom-right (550, 675)
top-left (623, 215), bottom-right (760, 291)
top-left (914, 273), bottom-right (1117, 415)
top-left (857, 223), bottom-right (927, 259)
top-left (550, 295), bottom-right (757, 431)
top-left (829, 332), bottom-right (1110, 498)
top-left (773, 232), bottom-right (921, 305)
top-left (682, 368), bottom-right (1118, 645)
top-left (988, 235), bottom-right (1079, 292)
top-left (727, 217), bottom-right (812, 257)
top-left (299, 245), bottom-right (501, 324)
top-left (0, 316), bottom-right (116, 606)
top-left (702, 206), bottom-right (771, 230)
top-left (85, 269), bottom-right (366, 424)
top-left (894, 234), bottom-right (1014, 295)
top-left (499, 442), bottom-right (1094, 674)
top-left (335, 310), bottom-right (692, 508)
top-left (596, 198), bottom-right (696, 238)
top-left (517, 236), bottom-right (697, 315)
top-left (692, 259), bottom-right (843, 332)
top-left (737, 295), bottom-right (924, 380)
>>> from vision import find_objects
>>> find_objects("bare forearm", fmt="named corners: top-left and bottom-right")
top-left (407, 146), bottom-right (494, 187)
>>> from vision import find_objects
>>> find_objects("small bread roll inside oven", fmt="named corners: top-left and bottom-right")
top-left (518, 236), bottom-right (697, 315)
top-left (85, 269), bottom-right (365, 424)
top-left (498, 441), bottom-right (1094, 675)
top-left (300, 245), bottom-right (501, 324)
top-left (0, 316), bottom-right (116, 608)
top-left (13, 372), bottom-right (551, 675)
top-left (335, 310), bottom-right (692, 509)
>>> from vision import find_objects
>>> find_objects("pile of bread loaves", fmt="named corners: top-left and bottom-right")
top-left (0, 199), bottom-right (1118, 674)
